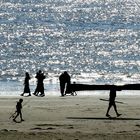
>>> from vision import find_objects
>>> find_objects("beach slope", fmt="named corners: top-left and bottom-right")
top-left (0, 95), bottom-right (140, 140)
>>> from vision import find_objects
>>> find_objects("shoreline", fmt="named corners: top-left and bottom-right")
top-left (1, 89), bottom-right (140, 96)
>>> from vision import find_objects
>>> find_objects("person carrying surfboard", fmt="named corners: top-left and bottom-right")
top-left (106, 86), bottom-right (122, 118)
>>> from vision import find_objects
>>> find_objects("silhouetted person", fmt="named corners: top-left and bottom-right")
top-left (59, 72), bottom-right (65, 96)
top-left (59, 71), bottom-right (71, 96)
top-left (13, 99), bottom-right (24, 122)
top-left (33, 70), bottom-right (46, 97)
top-left (106, 86), bottom-right (122, 118)
top-left (21, 72), bottom-right (31, 96)
top-left (71, 82), bottom-right (77, 96)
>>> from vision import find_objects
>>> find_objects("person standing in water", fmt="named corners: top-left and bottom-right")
top-left (106, 86), bottom-right (122, 118)
top-left (21, 72), bottom-right (31, 96)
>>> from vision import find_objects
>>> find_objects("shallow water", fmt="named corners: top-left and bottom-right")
top-left (0, 80), bottom-right (139, 96)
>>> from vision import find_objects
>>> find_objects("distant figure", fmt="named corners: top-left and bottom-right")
top-left (21, 72), bottom-right (31, 96)
top-left (13, 99), bottom-right (24, 122)
top-left (59, 71), bottom-right (71, 96)
top-left (106, 86), bottom-right (122, 118)
top-left (71, 82), bottom-right (77, 96)
top-left (33, 70), bottom-right (46, 97)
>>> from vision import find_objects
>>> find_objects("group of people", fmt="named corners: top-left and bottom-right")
top-left (12, 87), bottom-right (122, 123)
top-left (21, 70), bottom-right (46, 97)
top-left (21, 70), bottom-right (72, 97)
top-left (12, 71), bottom-right (122, 122)
top-left (59, 72), bottom-right (122, 118)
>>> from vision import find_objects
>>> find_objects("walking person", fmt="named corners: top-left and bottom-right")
top-left (106, 86), bottom-right (122, 118)
top-left (13, 99), bottom-right (24, 122)
top-left (33, 70), bottom-right (46, 97)
top-left (59, 72), bottom-right (66, 96)
top-left (21, 72), bottom-right (31, 96)
top-left (59, 71), bottom-right (71, 96)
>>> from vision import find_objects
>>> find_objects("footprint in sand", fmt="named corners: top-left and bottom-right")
top-left (31, 127), bottom-right (56, 130)
top-left (47, 127), bottom-right (55, 130)
top-left (0, 129), bottom-right (8, 132)
top-left (136, 124), bottom-right (140, 128)
top-left (9, 130), bottom-right (18, 132)
top-left (67, 126), bottom-right (74, 129)
top-left (30, 127), bottom-right (42, 130)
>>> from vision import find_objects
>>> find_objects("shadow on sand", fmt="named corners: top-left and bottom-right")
top-left (67, 117), bottom-right (140, 120)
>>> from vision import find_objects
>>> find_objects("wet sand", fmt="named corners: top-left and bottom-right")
top-left (0, 94), bottom-right (140, 140)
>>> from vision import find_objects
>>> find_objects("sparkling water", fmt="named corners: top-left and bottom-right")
top-left (0, 0), bottom-right (140, 95)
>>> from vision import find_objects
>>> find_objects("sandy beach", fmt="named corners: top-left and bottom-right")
top-left (0, 93), bottom-right (140, 140)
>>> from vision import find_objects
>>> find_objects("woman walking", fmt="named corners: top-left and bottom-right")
top-left (21, 72), bottom-right (31, 96)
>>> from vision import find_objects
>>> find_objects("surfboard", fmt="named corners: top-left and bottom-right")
top-left (100, 98), bottom-right (125, 104)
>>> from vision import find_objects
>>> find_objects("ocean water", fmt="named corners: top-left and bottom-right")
top-left (0, 0), bottom-right (140, 95)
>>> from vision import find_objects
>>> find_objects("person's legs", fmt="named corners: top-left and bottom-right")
top-left (113, 103), bottom-right (118, 114)
top-left (60, 82), bottom-right (65, 96)
top-left (13, 112), bottom-right (19, 121)
top-left (40, 89), bottom-right (45, 96)
top-left (28, 92), bottom-right (31, 96)
top-left (19, 112), bottom-right (24, 121)
top-left (106, 97), bottom-right (115, 117)
top-left (33, 87), bottom-right (37, 95)
top-left (33, 84), bottom-right (39, 95)
top-left (36, 91), bottom-right (39, 96)
top-left (38, 84), bottom-right (45, 96)
top-left (28, 87), bottom-right (31, 96)
top-left (106, 104), bottom-right (112, 117)
top-left (113, 103), bottom-right (121, 117)
top-left (21, 89), bottom-right (25, 96)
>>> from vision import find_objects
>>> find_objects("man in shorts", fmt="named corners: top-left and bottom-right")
top-left (106, 86), bottom-right (122, 118)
